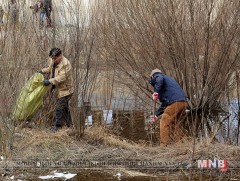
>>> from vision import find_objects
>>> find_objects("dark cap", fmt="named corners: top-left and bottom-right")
top-left (49, 48), bottom-right (62, 57)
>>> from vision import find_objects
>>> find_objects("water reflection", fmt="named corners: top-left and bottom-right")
top-left (35, 170), bottom-right (158, 181)
top-left (68, 170), bottom-right (169, 181)
top-left (35, 170), bottom-right (229, 181)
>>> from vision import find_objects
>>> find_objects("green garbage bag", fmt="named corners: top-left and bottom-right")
top-left (12, 73), bottom-right (50, 121)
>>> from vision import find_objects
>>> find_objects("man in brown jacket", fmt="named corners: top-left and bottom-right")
top-left (40, 48), bottom-right (74, 132)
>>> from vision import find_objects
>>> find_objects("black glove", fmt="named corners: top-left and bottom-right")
top-left (43, 80), bottom-right (51, 86)
top-left (37, 70), bottom-right (44, 74)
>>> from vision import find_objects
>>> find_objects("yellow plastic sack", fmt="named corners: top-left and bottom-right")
top-left (13, 73), bottom-right (50, 121)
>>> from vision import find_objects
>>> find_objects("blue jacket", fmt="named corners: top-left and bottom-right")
top-left (150, 72), bottom-right (187, 116)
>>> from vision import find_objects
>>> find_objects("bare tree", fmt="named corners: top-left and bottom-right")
top-left (93, 0), bottom-right (240, 141)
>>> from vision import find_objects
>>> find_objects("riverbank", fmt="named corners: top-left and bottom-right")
top-left (0, 126), bottom-right (240, 180)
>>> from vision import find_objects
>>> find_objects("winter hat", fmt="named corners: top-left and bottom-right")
top-left (49, 48), bottom-right (62, 58)
top-left (150, 69), bottom-right (162, 77)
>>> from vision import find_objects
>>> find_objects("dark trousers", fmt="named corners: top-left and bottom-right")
top-left (46, 10), bottom-right (52, 26)
top-left (55, 94), bottom-right (72, 128)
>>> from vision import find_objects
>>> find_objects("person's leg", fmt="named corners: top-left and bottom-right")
top-left (39, 12), bottom-right (45, 28)
top-left (54, 94), bottom-right (72, 129)
top-left (63, 94), bottom-right (73, 127)
top-left (64, 108), bottom-right (72, 127)
top-left (159, 111), bottom-right (171, 147)
top-left (173, 102), bottom-right (188, 142)
top-left (159, 101), bottom-right (187, 146)
top-left (46, 10), bottom-right (52, 27)
top-left (54, 96), bottom-right (65, 130)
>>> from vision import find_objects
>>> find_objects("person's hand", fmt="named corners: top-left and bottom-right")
top-left (43, 80), bottom-right (51, 86)
top-left (37, 70), bottom-right (44, 74)
top-left (152, 92), bottom-right (158, 100)
top-left (151, 115), bottom-right (157, 122)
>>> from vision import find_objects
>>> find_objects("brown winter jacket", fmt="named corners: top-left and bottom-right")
top-left (41, 56), bottom-right (74, 98)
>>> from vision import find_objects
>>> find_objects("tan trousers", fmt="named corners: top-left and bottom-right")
top-left (160, 101), bottom-right (187, 147)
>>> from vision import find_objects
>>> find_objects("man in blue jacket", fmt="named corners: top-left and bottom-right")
top-left (150, 69), bottom-right (188, 147)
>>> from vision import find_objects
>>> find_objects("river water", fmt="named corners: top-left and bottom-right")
top-left (22, 169), bottom-right (229, 181)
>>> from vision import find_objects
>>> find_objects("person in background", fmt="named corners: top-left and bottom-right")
top-left (39, 48), bottom-right (74, 133)
top-left (0, 6), bottom-right (4, 24)
top-left (0, 5), bottom-right (4, 31)
top-left (8, 0), bottom-right (19, 30)
top-left (39, 0), bottom-right (52, 28)
top-left (43, 0), bottom-right (53, 27)
top-left (37, 0), bottom-right (45, 28)
top-left (149, 69), bottom-right (188, 147)
top-left (29, 3), bottom-right (39, 20)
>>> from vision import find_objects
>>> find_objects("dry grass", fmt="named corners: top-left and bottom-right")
top-left (13, 127), bottom-right (79, 160)
top-left (0, 125), bottom-right (237, 181)
top-left (12, 126), bottom-right (240, 167)
top-left (84, 125), bottom-right (142, 150)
